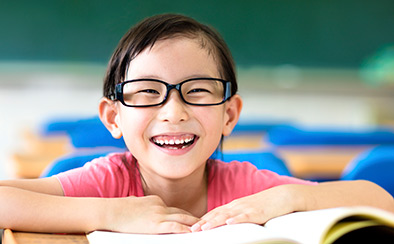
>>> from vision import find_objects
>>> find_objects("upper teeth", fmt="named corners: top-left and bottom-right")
top-left (154, 137), bottom-right (194, 146)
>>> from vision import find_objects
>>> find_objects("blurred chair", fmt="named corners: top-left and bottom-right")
top-left (266, 125), bottom-right (394, 145)
top-left (263, 125), bottom-right (394, 180)
top-left (232, 121), bottom-right (288, 134)
top-left (12, 116), bottom-right (126, 178)
top-left (41, 116), bottom-right (126, 149)
top-left (213, 150), bottom-right (292, 176)
top-left (341, 145), bottom-right (394, 196)
top-left (42, 149), bottom-right (292, 178)
top-left (38, 117), bottom-right (292, 178)
top-left (40, 148), bottom-right (125, 178)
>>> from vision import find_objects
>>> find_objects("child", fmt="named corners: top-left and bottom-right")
top-left (0, 13), bottom-right (393, 234)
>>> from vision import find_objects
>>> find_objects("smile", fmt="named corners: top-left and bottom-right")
top-left (151, 134), bottom-right (197, 150)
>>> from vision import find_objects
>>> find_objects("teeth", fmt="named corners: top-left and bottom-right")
top-left (153, 136), bottom-right (195, 146)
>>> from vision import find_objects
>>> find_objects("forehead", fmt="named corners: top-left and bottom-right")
top-left (125, 37), bottom-right (221, 81)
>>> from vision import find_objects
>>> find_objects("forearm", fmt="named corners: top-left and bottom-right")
top-left (0, 186), bottom-right (108, 233)
top-left (294, 180), bottom-right (394, 213)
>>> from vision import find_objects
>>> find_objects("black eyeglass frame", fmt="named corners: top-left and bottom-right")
top-left (110, 77), bottom-right (232, 107)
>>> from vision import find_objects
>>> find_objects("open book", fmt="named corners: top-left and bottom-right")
top-left (87, 206), bottom-right (394, 244)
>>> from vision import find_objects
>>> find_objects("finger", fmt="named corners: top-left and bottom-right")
top-left (166, 207), bottom-right (200, 225)
top-left (191, 207), bottom-right (228, 232)
top-left (191, 203), bottom-right (240, 232)
top-left (225, 210), bottom-right (272, 226)
top-left (165, 213), bottom-right (200, 226)
top-left (158, 221), bottom-right (193, 234)
top-left (190, 219), bottom-right (207, 232)
top-left (200, 211), bottom-right (233, 231)
top-left (225, 213), bottom-right (249, 225)
top-left (198, 205), bottom-right (227, 221)
top-left (191, 206), bottom-right (228, 231)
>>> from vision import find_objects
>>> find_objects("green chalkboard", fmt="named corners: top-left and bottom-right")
top-left (1, 0), bottom-right (393, 68)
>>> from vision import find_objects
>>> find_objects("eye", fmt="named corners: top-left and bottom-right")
top-left (187, 88), bottom-right (211, 94)
top-left (138, 89), bottom-right (160, 95)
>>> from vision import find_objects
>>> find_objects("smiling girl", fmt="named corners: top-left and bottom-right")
top-left (0, 13), bottom-right (393, 234)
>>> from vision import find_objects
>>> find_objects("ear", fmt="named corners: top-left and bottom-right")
top-left (222, 94), bottom-right (243, 136)
top-left (98, 97), bottom-right (123, 139)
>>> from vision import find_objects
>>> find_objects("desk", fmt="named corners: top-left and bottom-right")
top-left (2, 229), bottom-right (88, 244)
top-left (275, 145), bottom-right (371, 179)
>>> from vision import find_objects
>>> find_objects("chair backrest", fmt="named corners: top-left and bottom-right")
top-left (213, 150), bottom-right (292, 176)
top-left (40, 148), bottom-right (125, 178)
top-left (42, 149), bottom-right (292, 177)
top-left (266, 125), bottom-right (394, 145)
top-left (41, 116), bottom-right (126, 149)
top-left (341, 145), bottom-right (394, 196)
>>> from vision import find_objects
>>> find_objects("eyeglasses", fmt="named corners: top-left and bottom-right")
top-left (110, 78), bottom-right (232, 107)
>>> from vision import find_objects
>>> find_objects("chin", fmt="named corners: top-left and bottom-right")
top-left (156, 162), bottom-right (204, 180)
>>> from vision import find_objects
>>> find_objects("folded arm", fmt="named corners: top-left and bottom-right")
top-left (300, 180), bottom-right (394, 212)
top-left (192, 180), bottom-right (394, 232)
top-left (0, 178), bottom-right (198, 233)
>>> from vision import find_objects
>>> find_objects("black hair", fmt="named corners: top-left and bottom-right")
top-left (103, 13), bottom-right (237, 99)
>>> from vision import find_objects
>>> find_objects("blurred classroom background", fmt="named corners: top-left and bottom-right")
top-left (1, 1), bottom-right (394, 191)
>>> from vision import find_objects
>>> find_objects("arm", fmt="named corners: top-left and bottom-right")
top-left (0, 184), bottom-right (105, 233)
top-left (192, 180), bottom-right (394, 232)
top-left (298, 180), bottom-right (394, 212)
top-left (0, 178), bottom-right (198, 233)
top-left (0, 177), bottom-right (105, 233)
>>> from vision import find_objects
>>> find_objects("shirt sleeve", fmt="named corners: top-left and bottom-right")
top-left (55, 152), bottom-right (140, 198)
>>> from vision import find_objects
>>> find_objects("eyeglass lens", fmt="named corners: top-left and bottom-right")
top-left (122, 79), bottom-right (225, 106)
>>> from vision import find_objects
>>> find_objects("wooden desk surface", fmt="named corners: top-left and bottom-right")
top-left (2, 229), bottom-right (88, 244)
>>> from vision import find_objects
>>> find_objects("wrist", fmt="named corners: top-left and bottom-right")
top-left (285, 184), bottom-right (310, 212)
top-left (91, 197), bottom-right (114, 232)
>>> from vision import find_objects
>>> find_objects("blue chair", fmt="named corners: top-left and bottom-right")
top-left (341, 145), bottom-right (394, 196)
top-left (42, 148), bottom-right (292, 177)
top-left (40, 148), bottom-right (125, 178)
top-left (40, 116), bottom-right (126, 149)
top-left (212, 150), bottom-right (292, 176)
top-left (232, 121), bottom-right (288, 133)
top-left (266, 125), bottom-right (394, 145)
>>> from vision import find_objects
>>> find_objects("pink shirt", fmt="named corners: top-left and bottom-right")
top-left (56, 152), bottom-right (316, 211)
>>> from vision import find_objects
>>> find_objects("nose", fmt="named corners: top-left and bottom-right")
top-left (157, 89), bottom-right (189, 123)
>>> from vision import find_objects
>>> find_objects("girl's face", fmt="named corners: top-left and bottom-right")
top-left (103, 37), bottom-right (241, 182)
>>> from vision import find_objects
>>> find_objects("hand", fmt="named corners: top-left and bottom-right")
top-left (105, 195), bottom-right (200, 234)
top-left (191, 184), bottom-right (302, 232)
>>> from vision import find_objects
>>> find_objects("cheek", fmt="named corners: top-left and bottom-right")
top-left (118, 109), bottom-right (153, 145)
top-left (194, 107), bottom-right (226, 136)
top-left (196, 108), bottom-right (226, 158)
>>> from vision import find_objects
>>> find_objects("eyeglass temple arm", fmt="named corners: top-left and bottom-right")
top-left (225, 82), bottom-right (232, 100)
top-left (109, 84), bottom-right (122, 100)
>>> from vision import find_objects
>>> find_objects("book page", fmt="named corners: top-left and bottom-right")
top-left (87, 223), bottom-right (299, 244)
top-left (88, 207), bottom-right (394, 244)
top-left (323, 220), bottom-right (380, 244)
top-left (264, 206), bottom-right (394, 244)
